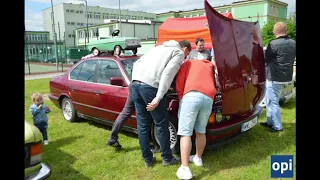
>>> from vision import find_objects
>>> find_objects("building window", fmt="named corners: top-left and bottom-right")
top-left (71, 22), bottom-right (75, 25)
top-left (70, 10), bottom-right (74, 13)
top-left (66, 9), bottom-right (70, 12)
top-left (80, 10), bottom-right (83, 14)
top-left (132, 16), bottom-right (136, 20)
top-left (77, 22), bottom-right (81, 26)
top-left (125, 15), bottom-right (129, 20)
top-left (104, 13), bottom-right (108, 19)
top-left (67, 22), bottom-right (71, 25)
top-left (150, 18), bottom-right (154, 20)
top-left (87, 12), bottom-right (92, 18)
top-left (144, 17), bottom-right (149, 20)
top-left (94, 12), bottom-right (100, 19)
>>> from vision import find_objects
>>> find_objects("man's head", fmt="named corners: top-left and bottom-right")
top-left (91, 47), bottom-right (100, 56)
top-left (179, 40), bottom-right (192, 59)
top-left (273, 22), bottom-right (287, 38)
top-left (195, 38), bottom-right (205, 52)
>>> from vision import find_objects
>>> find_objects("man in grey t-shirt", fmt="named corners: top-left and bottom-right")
top-left (188, 38), bottom-right (211, 61)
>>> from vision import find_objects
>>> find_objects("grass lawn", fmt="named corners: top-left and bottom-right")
top-left (25, 78), bottom-right (296, 180)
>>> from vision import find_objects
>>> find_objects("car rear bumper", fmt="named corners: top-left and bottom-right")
top-left (124, 44), bottom-right (141, 50)
top-left (205, 105), bottom-right (263, 149)
top-left (25, 163), bottom-right (51, 180)
top-left (48, 94), bottom-right (60, 108)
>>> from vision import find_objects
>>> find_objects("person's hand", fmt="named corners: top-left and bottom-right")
top-left (39, 104), bottom-right (43, 109)
top-left (146, 97), bottom-right (160, 111)
top-left (168, 87), bottom-right (174, 91)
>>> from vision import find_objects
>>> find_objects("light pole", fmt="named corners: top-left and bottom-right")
top-left (50, 0), bottom-right (59, 71)
top-left (119, 0), bottom-right (122, 36)
top-left (76, 0), bottom-right (89, 49)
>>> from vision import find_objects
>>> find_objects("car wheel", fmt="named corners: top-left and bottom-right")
top-left (153, 114), bottom-right (180, 154)
top-left (61, 97), bottom-right (78, 122)
top-left (132, 48), bottom-right (137, 55)
top-left (114, 45), bottom-right (122, 56)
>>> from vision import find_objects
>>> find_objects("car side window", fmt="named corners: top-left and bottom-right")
top-left (76, 60), bottom-right (98, 82)
top-left (70, 63), bottom-right (83, 80)
top-left (97, 60), bottom-right (123, 85)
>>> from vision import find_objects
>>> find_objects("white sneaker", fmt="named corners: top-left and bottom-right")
top-left (176, 166), bottom-right (192, 180)
top-left (44, 140), bottom-right (48, 145)
top-left (189, 155), bottom-right (203, 166)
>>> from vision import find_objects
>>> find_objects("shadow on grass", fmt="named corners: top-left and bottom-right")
top-left (281, 98), bottom-right (296, 110)
top-left (76, 118), bottom-right (139, 140)
top-left (43, 136), bottom-right (91, 180)
top-left (193, 122), bottom-right (296, 179)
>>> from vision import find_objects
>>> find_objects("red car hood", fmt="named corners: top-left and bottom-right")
top-left (205, 0), bottom-right (265, 116)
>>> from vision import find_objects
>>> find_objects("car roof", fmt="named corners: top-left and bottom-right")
top-left (84, 54), bottom-right (141, 62)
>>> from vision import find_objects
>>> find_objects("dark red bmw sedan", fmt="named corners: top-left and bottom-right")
top-left (49, 5), bottom-right (265, 153)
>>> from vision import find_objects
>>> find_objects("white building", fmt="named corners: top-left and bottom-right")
top-left (42, 3), bottom-right (156, 47)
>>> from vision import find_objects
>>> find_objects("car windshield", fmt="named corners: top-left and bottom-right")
top-left (120, 58), bottom-right (139, 80)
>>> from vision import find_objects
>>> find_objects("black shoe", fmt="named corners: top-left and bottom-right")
top-left (268, 128), bottom-right (283, 133)
top-left (162, 156), bottom-right (180, 166)
top-left (260, 122), bottom-right (273, 129)
top-left (106, 139), bottom-right (122, 149)
top-left (145, 156), bottom-right (156, 167)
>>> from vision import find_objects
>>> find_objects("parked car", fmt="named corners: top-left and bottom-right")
top-left (49, 8), bottom-right (266, 153)
top-left (87, 30), bottom-right (141, 56)
top-left (25, 121), bottom-right (51, 179)
top-left (43, 57), bottom-right (66, 63)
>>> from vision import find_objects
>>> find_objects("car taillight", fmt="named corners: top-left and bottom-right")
top-left (30, 142), bottom-right (42, 165)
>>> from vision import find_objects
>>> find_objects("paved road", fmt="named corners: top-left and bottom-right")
top-left (25, 72), bottom-right (64, 80)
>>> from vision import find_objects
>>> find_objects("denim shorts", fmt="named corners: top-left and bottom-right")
top-left (177, 91), bottom-right (213, 136)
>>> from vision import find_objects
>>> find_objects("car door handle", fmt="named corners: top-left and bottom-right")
top-left (95, 90), bottom-right (102, 95)
top-left (70, 86), bottom-right (77, 91)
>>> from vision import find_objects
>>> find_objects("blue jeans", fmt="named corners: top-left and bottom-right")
top-left (178, 91), bottom-right (213, 136)
top-left (131, 81), bottom-right (173, 163)
top-left (35, 122), bottom-right (48, 140)
top-left (266, 80), bottom-right (283, 130)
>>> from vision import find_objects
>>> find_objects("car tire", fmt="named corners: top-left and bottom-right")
top-left (114, 45), bottom-right (122, 56)
top-left (132, 48), bottom-right (137, 55)
top-left (153, 114), bottom-right (180, 154)
top-left (61, 97), bottom-right (79, 122)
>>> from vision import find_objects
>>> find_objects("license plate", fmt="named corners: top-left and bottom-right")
top-left (241, 116), bottom-right (258, 132)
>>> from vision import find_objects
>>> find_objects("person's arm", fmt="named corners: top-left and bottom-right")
top-left (175, 62), bottom-right (189, 100)
top-left (211, 48), bottom-right (216, 65)
top-left (156, 50), bottom-right (184, 99)
top-left (264, 43), bottom-right (274, 63)
top-left (43, 104), bottom-right (51, 114)
top-left (29, 105), bottom-right (41, 116)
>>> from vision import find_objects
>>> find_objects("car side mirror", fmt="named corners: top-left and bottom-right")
top-left (110, 77), bottom-right (127, 87)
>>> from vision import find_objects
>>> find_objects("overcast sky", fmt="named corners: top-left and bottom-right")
top-left (25, 0), bottom-right (296, 31)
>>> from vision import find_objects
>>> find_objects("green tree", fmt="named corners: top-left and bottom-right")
top-left (286, 12), bottom-right (296, 41)
top-left (261, 20), bottom-right (276, 47)
top-left (261, 12), bottom-right (296, 46)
